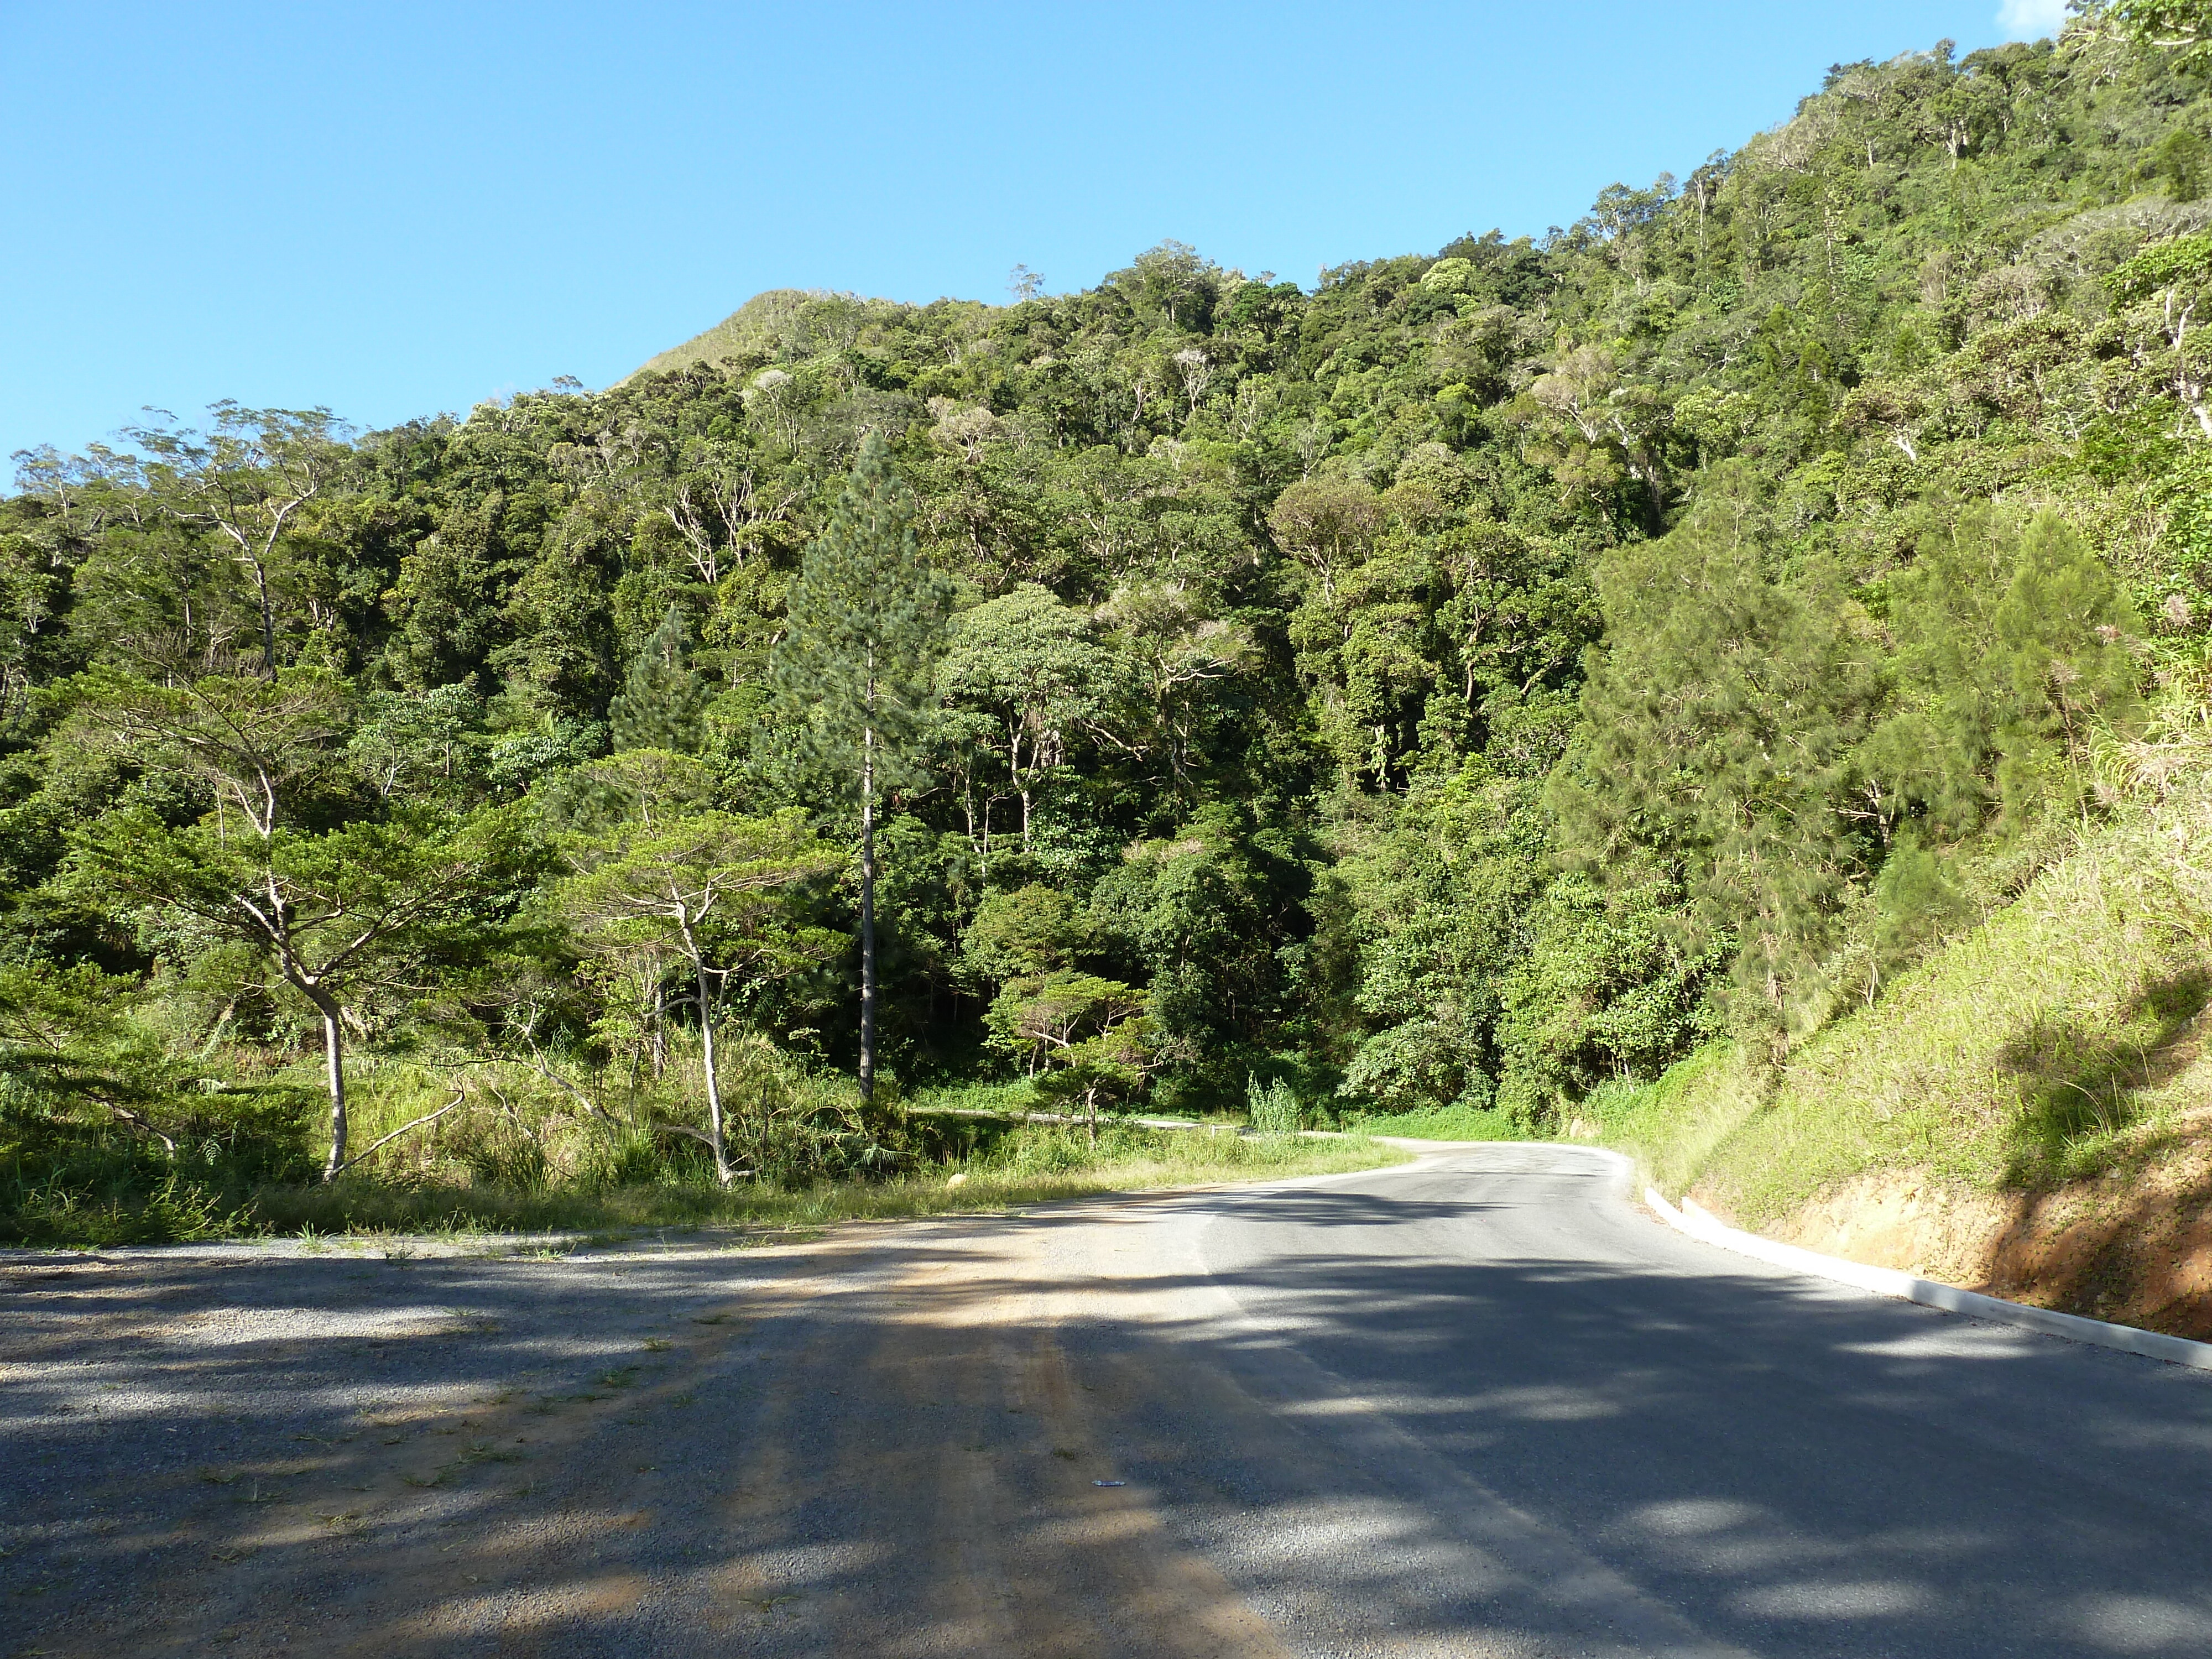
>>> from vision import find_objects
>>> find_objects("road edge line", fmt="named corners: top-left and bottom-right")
top-left (1641, 1181), bottom-right (2212, 1371)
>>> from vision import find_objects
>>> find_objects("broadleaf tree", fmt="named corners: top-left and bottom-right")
top-left (985, 969), bottom-right (1152, 1142)
top-left (77, 668), bottom-right (351, 837)
top-left (123, 404), bottom-right (351, 679)
top-left (557, 802), bottom-right (837, 1183)
top-left (70, 804), bottom-right (533, 1178)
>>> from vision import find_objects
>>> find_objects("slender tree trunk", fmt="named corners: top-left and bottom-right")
top-left (650, 974), bottom-right (668, 1078)
top-left (697, 962), bottom-right (732, 1186)
top-left (859, 725), bottom-right (878, 1106)
top-left (316, 994), bottom-right (348, 1182)
top-left (251, 557), bottom-right (278, 681)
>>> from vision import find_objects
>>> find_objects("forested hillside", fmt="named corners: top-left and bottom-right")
top-left (8, 7), bottom-right (2212, 1236)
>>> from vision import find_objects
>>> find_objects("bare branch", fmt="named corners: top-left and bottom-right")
top-left (328, 1089), bottom-right (467, 1176)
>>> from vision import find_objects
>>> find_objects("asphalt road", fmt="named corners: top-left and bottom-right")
top-left (7, 1142), bottom-right (2212, 1657)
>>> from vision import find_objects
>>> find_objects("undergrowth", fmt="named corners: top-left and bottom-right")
top-left (3, 1119), bottom-right (1405, 1248)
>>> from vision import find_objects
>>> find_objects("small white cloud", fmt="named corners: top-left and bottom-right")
top-left (1997, 0), bottom-right (2069, 40)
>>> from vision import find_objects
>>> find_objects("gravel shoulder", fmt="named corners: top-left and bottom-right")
top-left (1, 1174), bottom-right (1377, 1659)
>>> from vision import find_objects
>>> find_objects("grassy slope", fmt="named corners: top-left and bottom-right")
top-left (624, 289), bottom-right (823, 380)
top-left (1606, 768), bottom-right (2212, 1215)
top-left (1588, 765), bottom-right (2212, 1328)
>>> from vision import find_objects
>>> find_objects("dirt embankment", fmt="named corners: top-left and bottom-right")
top-left (1708, 1107), bottom-right (2212, 1341)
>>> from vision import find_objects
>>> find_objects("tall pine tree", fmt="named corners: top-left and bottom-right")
top-left (1551, 493), bottom-right (1878, 1019)
top-left (768, 433), bottom-right (950, 1102)
top-left (609, 606), bottom-right (708, 754)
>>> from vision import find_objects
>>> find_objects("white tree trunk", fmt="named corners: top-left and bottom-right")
top-left (697, 962), bottom-right (732, 1186)
top-left (316, 997), bottom-right (348, 1182)
top-left (859, 725), bottom-right (878, 1105)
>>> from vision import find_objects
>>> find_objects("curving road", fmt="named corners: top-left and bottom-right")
top-left (7, 1142), bottom-right (2212, 1656)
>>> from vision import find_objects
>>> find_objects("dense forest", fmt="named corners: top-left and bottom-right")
top-left (8, 4), bottom-right (2212, 1234)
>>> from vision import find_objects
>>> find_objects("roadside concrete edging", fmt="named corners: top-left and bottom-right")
top-left (1644, 1183), bottom-right (2212, 1373)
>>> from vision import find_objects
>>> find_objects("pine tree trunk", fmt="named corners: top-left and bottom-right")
top-left (316, 995), bottom-right (348, 1182)
top-left (859, 726), bottom-right (878, 1107)
top-left (650, 974), bottom-right (668, 1078)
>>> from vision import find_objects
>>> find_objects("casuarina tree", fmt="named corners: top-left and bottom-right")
top-left (768, 432), bottom-right (951, 1103)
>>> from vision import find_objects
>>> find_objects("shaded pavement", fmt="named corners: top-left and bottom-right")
top-left (6, 1143), bottom-right (2212, 1656)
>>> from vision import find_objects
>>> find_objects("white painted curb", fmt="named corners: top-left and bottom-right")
top-left (1644, 1183), bottom-right (2212, 1371)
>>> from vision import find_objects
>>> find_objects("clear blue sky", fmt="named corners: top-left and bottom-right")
top-left (0, 1), bottom-right (2063, 467)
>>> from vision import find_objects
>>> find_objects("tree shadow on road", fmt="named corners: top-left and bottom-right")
top-left (7, 1165), bottom-right (2212, 1657)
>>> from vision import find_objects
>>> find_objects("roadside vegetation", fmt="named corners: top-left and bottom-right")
top-left (1594, 749), bottom-right (2212, 1219)
top-left (1342, 1104), bottom-right (1527, 1141)
top-left (11, 6), bottom-right (2212, 1246)
top-left (4, 1058), bottom-right (1402, 1246)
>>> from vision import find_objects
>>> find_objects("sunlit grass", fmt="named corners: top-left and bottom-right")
top-left (1344, 1104), bottom-right (1528, 1141)
top-left (49, 1124), bottom-right (1409, 1246)
top-left (1579, 1044), bottom-right (1771, 1202)
top-left (1588, 770), bottom-right (2212, 1225)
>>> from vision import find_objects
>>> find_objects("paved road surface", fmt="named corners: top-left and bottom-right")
top-left (7, 1142), bottom-right (2212, 1656)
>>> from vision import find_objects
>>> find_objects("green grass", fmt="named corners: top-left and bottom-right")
top-left (0, 1168), bottom-right (256, 1248)
top-left (1589, 768), bottom-right (2212, 1227)
top-left (905, 1076), bottom-right (1048, 1115)
top-left (1346, 1104), bottom-right (1528, 1141)
top-left (1579, 1045), bottom-right (1772, 1201)
top-left (9, 1123), bottom-right (1409, 1248)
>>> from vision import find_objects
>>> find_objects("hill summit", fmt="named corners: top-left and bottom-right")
top-left (630, 289), bottom-right (854, 380)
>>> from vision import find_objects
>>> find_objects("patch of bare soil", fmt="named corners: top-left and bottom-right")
top-left (1749, 1113), bottom-right (2212, 1342)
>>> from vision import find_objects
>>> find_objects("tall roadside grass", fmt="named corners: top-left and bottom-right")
top-left (0, 1040), bottom-right (1407, 1248)
top-left (0, 1074), bottom-right (315, 1247)
top-left (197, 1122), bottom-right (1410, 1240)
